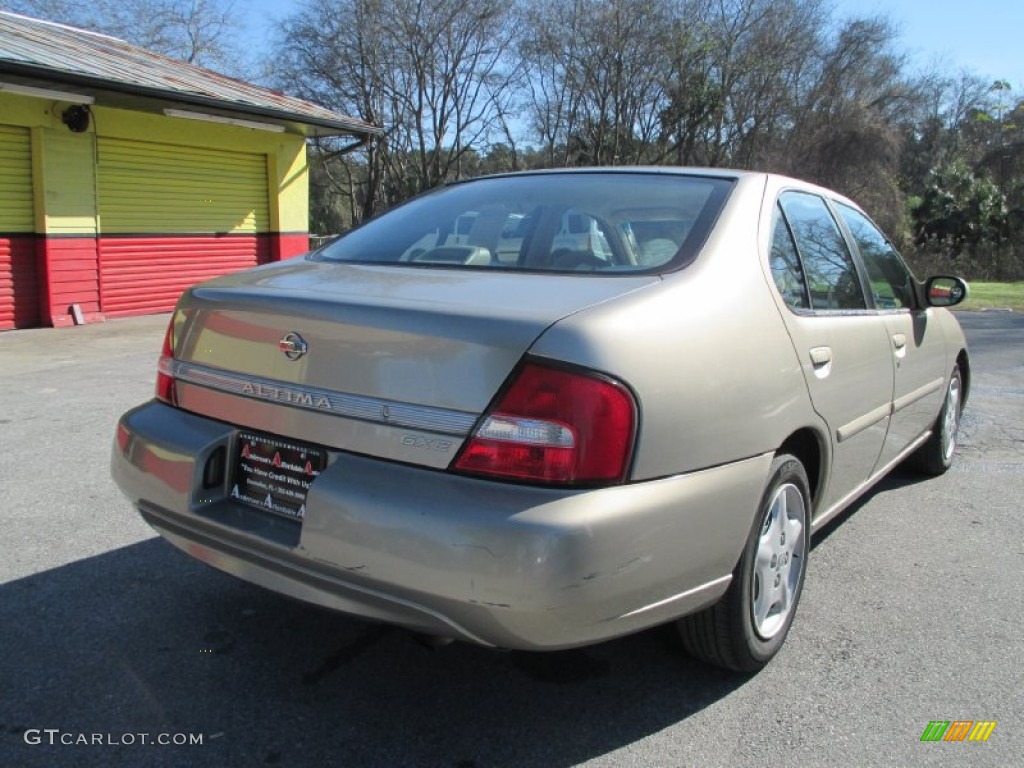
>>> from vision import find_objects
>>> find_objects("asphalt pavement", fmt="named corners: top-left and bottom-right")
top-left (0, 311), bottom-right (1021, 767)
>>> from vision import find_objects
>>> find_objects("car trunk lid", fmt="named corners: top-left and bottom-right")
top-left (168, 258), bottom-right (658, 465)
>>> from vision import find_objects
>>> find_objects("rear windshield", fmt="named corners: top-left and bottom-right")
top-left (314, 172), bottom-right (733, 274)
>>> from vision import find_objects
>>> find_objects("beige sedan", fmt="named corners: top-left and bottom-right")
top-left (111, 169), bottom-right (968, 671)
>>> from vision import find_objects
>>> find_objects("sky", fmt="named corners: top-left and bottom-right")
top-left (831, 0), bottom-right (1024, 86)
top-left (245, 0), bottom-right (1024, 89)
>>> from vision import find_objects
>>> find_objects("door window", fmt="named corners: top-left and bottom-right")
top-left (836, 204), bottom-right (914, 309)
top-left (779, 192), bottom-right (866, 310)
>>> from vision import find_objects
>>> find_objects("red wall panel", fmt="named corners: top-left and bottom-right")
top-left (99, 234), bottom-right (272, 317)
top-left (8, 232), bottom-right (292, 327)
top-left (0, 236), bottom-right (40, 330)
top-left (42, 237), bottom-right (101, 327)
top-left (273, 233), bottom-right (311, 261)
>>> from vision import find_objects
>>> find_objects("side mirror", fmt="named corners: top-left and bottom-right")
top-left (924, 276), bottom-right (969, 308)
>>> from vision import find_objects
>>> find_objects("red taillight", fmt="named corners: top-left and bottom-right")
top-left (453, 362), bottom-right (636, 485)
top-left (116, 422), bottom-right (131, 452)
top-left (156, 319), bottom-right (176, 405)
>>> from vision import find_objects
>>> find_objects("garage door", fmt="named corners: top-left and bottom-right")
top-left (97, 137), bottom-right (270, 316)
top-left (0, 124), bottom-right (38, 330)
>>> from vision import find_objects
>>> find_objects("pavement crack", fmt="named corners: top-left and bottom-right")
top-left (302, 625), bottom-right (391, 684)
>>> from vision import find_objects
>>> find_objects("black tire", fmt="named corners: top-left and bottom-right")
top-left (677, 454), bottom-right (811, 672)
top-left (908, 364), bottom-right (963, 476)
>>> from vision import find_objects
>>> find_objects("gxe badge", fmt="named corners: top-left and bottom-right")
top-left (278, 332), bottom-right (308, 361)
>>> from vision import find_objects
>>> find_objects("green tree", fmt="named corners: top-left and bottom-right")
top-left (911, 160), bottom-right (1009, 254)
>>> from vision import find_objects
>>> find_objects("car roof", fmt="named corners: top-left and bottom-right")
top-left (456, 166), bottom-right (749, 183)
top-left (446, 168), bottom-right (865, 213)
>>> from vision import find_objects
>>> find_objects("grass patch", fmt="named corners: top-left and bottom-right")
top-left (957, 281), bottom-right (1024, 311)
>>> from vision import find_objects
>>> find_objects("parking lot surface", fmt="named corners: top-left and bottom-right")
top-left (1, 311), bottom-right (1021, 767)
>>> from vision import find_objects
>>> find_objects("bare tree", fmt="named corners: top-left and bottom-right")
top-left (274, 0), bottom-right (523, 222)
top-left (657, 0), bottom-right (826, 167)
top-left (520, 0), bottom-right (674, 166)
top-left (779, 16), bottom-right (914, 231)
top-left (517, 0), bottom-right (584, 165)
top-left (388, 0), bottom-right (523, 188)
top-left (272, 0), bottom-right (1024, 273)
top-left (521, 0), bottom-right (830, 169)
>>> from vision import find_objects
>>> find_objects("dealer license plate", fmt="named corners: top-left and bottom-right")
top-left (230, 431), bottom-right (326, 521)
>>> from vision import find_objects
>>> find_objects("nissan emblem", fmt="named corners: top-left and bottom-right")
top-left (278, 332), bottom-right (308, 361)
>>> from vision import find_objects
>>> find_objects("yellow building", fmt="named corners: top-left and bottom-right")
top-left (0, 11), bottom-right (378, 329)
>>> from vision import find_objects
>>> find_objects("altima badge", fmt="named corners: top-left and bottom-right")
top-left (278, 332), bottom-right (308, 361)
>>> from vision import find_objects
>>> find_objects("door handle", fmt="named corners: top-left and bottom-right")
top-left (892, 333), bottom-right (907, 360)
top-left (809, 346), bottom-right (832, 378)
top-left (809, 346), bottom-right (832, 366)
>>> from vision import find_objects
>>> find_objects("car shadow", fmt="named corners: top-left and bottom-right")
top-left (810, 464), bottom-right (933, 548)
top-left (2, 538), bottom-right (751, 768)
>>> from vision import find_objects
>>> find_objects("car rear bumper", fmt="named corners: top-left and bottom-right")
top-left (112, 401), bottom-right (771, 650)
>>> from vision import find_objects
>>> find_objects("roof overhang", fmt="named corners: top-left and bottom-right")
top-left (0, 62), bottom-right (381, 139)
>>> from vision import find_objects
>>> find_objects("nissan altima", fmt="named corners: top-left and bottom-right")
top-left (111, 169), bottom-right (969, 671)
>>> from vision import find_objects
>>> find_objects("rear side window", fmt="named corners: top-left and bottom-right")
top-left (316, 173), bottom-right (733, 274)
top-left (778, 192), bottom-right (866, 310)
top-left (770, 205), bottom-right (810, 309)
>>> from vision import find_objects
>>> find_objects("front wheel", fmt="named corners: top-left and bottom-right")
top-left (677, 454), bottom-right (811, 672)
top-left (908, 364), bottom-right (963, 476)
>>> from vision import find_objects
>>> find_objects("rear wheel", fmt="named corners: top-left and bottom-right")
top-left (909, 364), bottom-right (963, 476)
top-left (678, 454), bottom-right (810, 672)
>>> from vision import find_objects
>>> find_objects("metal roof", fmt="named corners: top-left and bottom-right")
top-left (0, 11), bottom-right (381, 138)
